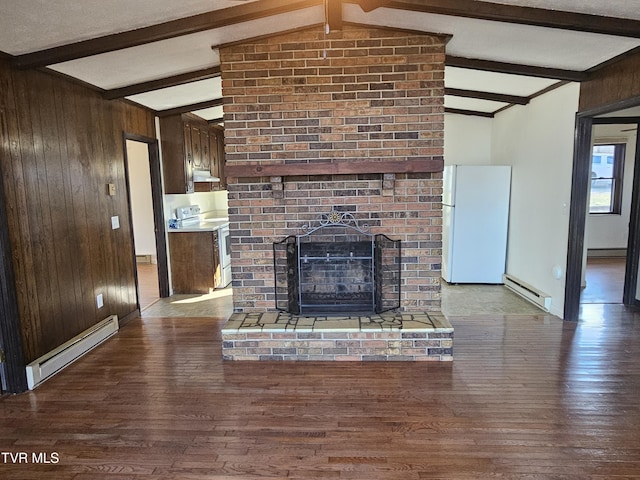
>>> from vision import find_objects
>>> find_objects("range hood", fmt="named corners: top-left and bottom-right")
top-left (193, 169), bottom-right (221, 182)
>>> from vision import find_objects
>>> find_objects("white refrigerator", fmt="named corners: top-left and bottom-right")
top-left (442, 165), bottom-right (511, 284)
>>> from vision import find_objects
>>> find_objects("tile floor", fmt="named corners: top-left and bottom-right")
top-left (136, 258), bottom-right (624, 319)
top-left (440, 281), bottom-right (546, 316)
top-left (141, 288), bottom-right (234, 318)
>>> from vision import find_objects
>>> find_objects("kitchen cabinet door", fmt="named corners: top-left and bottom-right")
top-left (211, 127), bottom-right (226, 189)
top-left (183, 123), bottom-right (194, 193)
top-left (191, 125), bottom-right (202, 170)
top-left (210, 131), bottom-right (219, 181)
top-left (201, 129), bottom-right (211, 172)
top-left (169, 232), bottom-right (220, 294)
top-left (160, 115), bottom-right (194, 194)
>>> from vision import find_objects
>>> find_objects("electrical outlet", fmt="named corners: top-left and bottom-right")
top-left (96, 293), bottom-right (104, 309)
top-left (111, 215), bottom-right (120, 229)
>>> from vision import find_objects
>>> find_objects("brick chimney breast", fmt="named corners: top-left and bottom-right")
top-left (220, 25), bottom-right (445, 313)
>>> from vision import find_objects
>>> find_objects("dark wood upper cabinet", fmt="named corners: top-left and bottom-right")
top-left (160, 113), bottom-right (224, 194)
top-left (160, 115), bottom-right (193, 194)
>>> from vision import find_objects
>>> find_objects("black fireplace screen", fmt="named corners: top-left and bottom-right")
top-left (273, 211), bottom-right (401, 315)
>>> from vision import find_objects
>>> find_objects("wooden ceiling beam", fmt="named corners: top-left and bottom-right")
top-left (444, 107), bottom-right (494, 118)
top-left (12, 0), bottom-right (322, 69)
top-left (156, 98), bottom-right (224, 117)
top-left (445, 87), bottom-right (529, 105)
top-left (446, 55), bottom-right (588, 82)
top-left (326, 0), bottom-right (343, 31)
top-left (14, 0), bottom-right (639, 72)
top-left (355, 0), bottom-right (640, 38)
top-left (103, 66), bottom-right (221, 100)
top-left (353, 0), bottom-right (391, 13)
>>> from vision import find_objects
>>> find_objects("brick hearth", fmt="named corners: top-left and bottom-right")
top-left (222, 312), bottom-right (453, 361)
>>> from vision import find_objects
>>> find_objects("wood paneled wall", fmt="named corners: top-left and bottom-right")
top-left (579, 50), bottom-right (640, 112)
top-left (0, 59), bottom-right (155, 363)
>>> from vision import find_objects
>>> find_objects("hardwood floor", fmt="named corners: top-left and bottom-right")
top-left (137, 263), bottom-right (160, 311)
top-left (2, 304), bottom-right (640, 478)
top-left (581, 257), bottom-right (626, 304)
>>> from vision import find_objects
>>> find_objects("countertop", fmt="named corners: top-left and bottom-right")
top-left (168, 210), bottom-right (229, 233)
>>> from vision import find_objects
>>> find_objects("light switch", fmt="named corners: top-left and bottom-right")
top-left (107, 183), bottom-right (116, 196)
top-left (111, 215), bottom-right (120, 229)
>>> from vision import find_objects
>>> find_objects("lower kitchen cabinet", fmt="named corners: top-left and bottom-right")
top-left (169, 231), bottom-right (220, 294)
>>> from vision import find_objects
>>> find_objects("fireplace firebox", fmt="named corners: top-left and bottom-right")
top-left (273, 211), bottom-right (401, 315)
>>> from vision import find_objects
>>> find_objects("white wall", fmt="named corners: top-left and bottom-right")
top-left (126, 140), bottom-right (157, 259)
top-left (491, 83), bottom-right (580, 317)
top-left (444, 114), bottom-right (493, 165)
top-left (163, 190), bottom-right (229, 222)
top-left (586, 125), bottom-right (637, 250)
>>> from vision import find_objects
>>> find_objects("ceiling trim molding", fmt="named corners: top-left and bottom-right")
top-left (446, 55), bottom-right (587, 82)
top-left (445, 87), bottom-right (528, 105)
top-left (587, 45), bottom-right (640, 74)
top-left (12, 0), bottom-right (323, 69)
top-left (354, 0), bottom-right (640, 38)
top-left (156, 98), bottom-right (224, 117)
top-left (444, 107), bottom-right (494, 118)
top-left (103, 66), bottom-right (221, 100)
top-left (487, 80), bottom-right (570, 116)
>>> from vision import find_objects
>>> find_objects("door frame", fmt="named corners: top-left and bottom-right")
top-left (564, 98), bottom-right (640, 320)
top-left (123, 133), bottom-right (170, 303)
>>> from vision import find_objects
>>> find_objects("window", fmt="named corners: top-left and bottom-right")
top-left (589, 144), bottom-right (625, 214)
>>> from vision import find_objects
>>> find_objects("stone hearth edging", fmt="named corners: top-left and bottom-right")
top-left (221, 312), bottom-right (453, 361)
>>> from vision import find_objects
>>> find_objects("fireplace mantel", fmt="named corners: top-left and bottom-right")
top-left (224, 158), bottom-right (444, 179)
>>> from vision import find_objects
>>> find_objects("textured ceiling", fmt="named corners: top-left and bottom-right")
top-left (1, 0), bottom-right (638, 120)
top-left (488, 0), bottom-right (640, 20)
top-left (0, 0), bottom-right (261, 54)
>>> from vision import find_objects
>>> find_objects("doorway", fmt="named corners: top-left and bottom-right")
top-left (565, 104), bottom-right (640, 320)
top-left (123, 134), bottom-right (169, 312)
top-left (581, 123), bottom-right (638, 305)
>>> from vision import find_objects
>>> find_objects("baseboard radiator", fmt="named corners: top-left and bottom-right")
top-left (502, 274), bottom-right (551, 312)
top-left (26, 315), bottom-right (119, 390)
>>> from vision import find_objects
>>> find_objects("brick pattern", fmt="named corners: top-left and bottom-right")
top-left (222, 330), bottom-right (453, 361)
top-left (221, 311), bottom-right (454, 361)
top-left (219, 26), bottom-right (445, 313)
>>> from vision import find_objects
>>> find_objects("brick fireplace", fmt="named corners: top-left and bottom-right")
top-left (219, 25), bottom-right (453, 360)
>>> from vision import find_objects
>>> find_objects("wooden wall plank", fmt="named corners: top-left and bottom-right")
top-left (11, 67), bottom-right (44, 358)
top-left (0, 104), bottom-right (28, 392)
top-left (52, 72), bottom-right (85, 332)
top-left (0, 64), bottom-right (40, 367)
top-left (27, 71), bottom-right (66, 353)
top-left (0, 58), bottom-right (156, 362)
